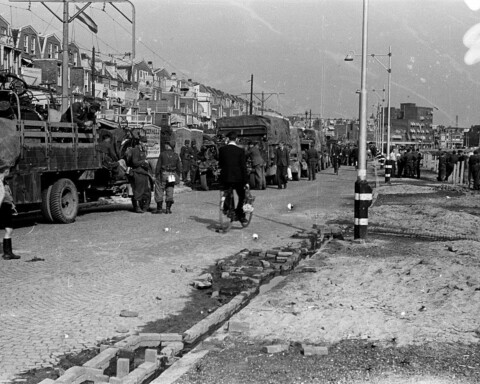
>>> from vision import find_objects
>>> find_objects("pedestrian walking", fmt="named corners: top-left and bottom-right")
top-left (129, 134), bottom-right (151, 213)
top-left (218, 131), bottom-right (249, 224)
top-left (247, 142), bottom-right (266, 189)
top-left (274, 142), bottom-right (290, 189)
top-left (305, 146), bottom-right (319, 180)
top-left (153, 142), bottom-right (182, 214)
top-left (0, 160), bottom-right (20, 260)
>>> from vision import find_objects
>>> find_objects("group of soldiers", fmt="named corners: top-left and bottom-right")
top-left (437, 149), bottom-right (480, 189)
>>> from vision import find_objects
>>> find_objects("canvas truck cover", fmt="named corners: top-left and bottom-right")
top-left (216, 115), bottom-right (292, 145)
top-left (0, 118), bottom-right (21, 165)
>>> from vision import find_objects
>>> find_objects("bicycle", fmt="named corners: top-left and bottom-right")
top-left (217, 185), bottom-right (255, 233)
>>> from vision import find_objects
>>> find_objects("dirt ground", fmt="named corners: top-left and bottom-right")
top-left (178, 177), bottom-right (480, 383)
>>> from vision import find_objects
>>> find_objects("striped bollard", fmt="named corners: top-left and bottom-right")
top-left (354, 180), bottom-right (372, 239)
top-left (385, 159), bottom-right (394, 183)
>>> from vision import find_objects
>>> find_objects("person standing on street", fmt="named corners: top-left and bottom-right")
top-left (275, 142), bottom-right (290, 189)
top-left (0, 160), bottom-right (20, 260)
top-left (153, 141), bottom-right (182, 214)
top-left (180, 140), bottom-right (193, 183)
top-left (437, 151), bottom-right (447, 182)
top-left (330, 142), bottom-right (342, 175)
top-left (415, 148), bottom-right (423, 179)
top-left (445, 150), bottom-right (459, 181)
top-left (218, 131), bottom-right (249, 223)
top-left (468, 149), bottom-right (480, 190)
top-left (305, 146), bottom-right (319, 180)
top-left (247, 142), bottom-right (266, 189)
top-left (189, 140), bottom-right (200, 186)
top-left (130, 135), bottom-right (151, 213)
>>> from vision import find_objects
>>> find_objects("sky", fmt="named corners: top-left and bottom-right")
top-left (2, 0), bottom-right (480, 127)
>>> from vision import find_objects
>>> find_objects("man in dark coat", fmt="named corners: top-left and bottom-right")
top-left (247, 142), bottom-right (266, 190)
top-left (153, 142), bottom-right (182, 214)
top-left (275, 142), bottom-right (290, 189)
top-left (218, 131), bottom-right (249, 223)
top-left (305, 146), bottom-right (319, 180)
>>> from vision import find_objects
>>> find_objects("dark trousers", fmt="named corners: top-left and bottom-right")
top-left (252, 165), bottom-right (266, 189)
top-left (308, 161), bottom-right (317, 180)
top-left (132, 171), bottom-right (151, 202)
top-left (223, 182), bottom-right (246, 219)
top-left (276, 165), bottom-right (288, 187)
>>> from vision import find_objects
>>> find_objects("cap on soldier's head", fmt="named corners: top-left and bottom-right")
top-left (185, 139), bottom-right (190, 145)
top-left (191, 140), bottom-right (197, 144)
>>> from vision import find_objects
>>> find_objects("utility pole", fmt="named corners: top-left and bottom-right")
top-left (249, 74), bottom-right (253, 115)
top-left (240, 89), bottom-right (284, 116)
top-left (91, 46), bottom-right (95, 99)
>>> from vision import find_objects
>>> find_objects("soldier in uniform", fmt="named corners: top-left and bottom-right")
top-left (305, 146), bottom-right (319, 180)
top-left (180, 140), bottom-right (193, 183)
top-left (153, 142), bottom-right (182, 214)
top-left (0, 159), bottom-right (20, 260)
top-left (189, 140), bottom-right (200, 185)
top-left (130, 135), bottom-right (151, 213)
top-left (437, 151), bottom-right (447, 181)
top-left (469, 149), bottom-right (480, 190)
top-left (445, 150), bottom-right (459, 181)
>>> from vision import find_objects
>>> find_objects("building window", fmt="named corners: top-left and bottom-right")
top-left (48, 43), bottom-right (53, 58)
top-left (30, 37), bottom-right (35, 54)
top-left (23, 36), bottom-right (29, 52)
top-left (54, 45), bottom-right (59, 59)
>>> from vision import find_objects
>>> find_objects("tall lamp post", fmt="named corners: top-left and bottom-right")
top-left (344, 0), bottom-right (372, 240)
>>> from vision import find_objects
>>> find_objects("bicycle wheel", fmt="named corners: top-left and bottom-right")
top-left (218, 190), bottom-right (233, 233)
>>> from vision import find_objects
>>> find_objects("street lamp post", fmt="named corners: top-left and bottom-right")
top-left (372, 87), bottom-right (385, 153)
top-left (344, 0), bottom-right (372, 240)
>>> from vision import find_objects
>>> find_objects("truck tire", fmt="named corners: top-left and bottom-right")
top-left (40, 185), bottom-right (54, 223)
top-left (50, 178), bottom-right (79, 224)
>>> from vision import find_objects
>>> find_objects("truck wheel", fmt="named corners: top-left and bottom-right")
top-left (50, 178), bottom-right (79, 223)
top-left (40, 185), bottom-right (54, 223)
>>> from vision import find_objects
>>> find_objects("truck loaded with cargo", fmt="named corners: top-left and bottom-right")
top-left (0, 76), bottom-right (161, 224)
top-left (216, 115), bottom-right (292, 186)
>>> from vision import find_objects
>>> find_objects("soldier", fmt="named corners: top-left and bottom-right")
top-left (153, 142), bottom-right (182, 214)
top-left (0, 159), bottom-right (20, 260)
top-left (415, 148), bottom-right (423, 179)
top-left (180, 140), bottom-right (192, 182)
top-left (330, 142), bottom-right (342, 175)
top-left (437, 151), bottom-right (447, 182)
top-left (468, 149), bottom-right (480, 190)
top-left (189, 140), bottom-right (200, 185)
top-left (247, 142), bottom-right (266, 189)
top-left (305, 146), bottom-right (319, 180)
top-left (129, 135), bottom-right (151, 213)
top-left (403, 148), bottom-right (416, 178)
top-left (274, 142), bottom-right (290, 189)
top-left (445, 150), bottom-right (459, 181)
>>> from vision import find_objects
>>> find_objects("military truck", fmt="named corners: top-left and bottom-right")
top-left (216, 115), bottom-right (292, 185)
top-left (0, 85), bottom-right (160, 224)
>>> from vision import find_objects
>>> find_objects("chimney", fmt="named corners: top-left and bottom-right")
top-left (171, 72), bottom-right (176, 80)
top-left (148, 61), bottom-right (153, 69)
top-left (188, 78), bottom-right (192, 82)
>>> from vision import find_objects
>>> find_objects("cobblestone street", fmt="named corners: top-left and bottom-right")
top-left (0, 167), bottom-right (356, 380)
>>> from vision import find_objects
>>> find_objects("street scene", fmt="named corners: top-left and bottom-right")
top-left (1, 0), bottom-right (480, 383)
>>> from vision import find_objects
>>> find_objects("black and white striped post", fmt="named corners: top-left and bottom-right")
top-left (385, 159), bottom-right (394, 183)
top-left (354, 180), bottom-right (372, 239)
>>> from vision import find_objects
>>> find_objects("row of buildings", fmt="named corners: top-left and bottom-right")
top-left (0, 16), bottom-right (270, 132)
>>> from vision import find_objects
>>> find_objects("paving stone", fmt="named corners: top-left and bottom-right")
top-left (301, 344), bottom-right (328, 356)
top-left (262, 344), bottom-right (289, 354)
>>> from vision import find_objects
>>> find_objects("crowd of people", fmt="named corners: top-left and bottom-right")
top-left (435, 149), bottom-right (480, 189)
